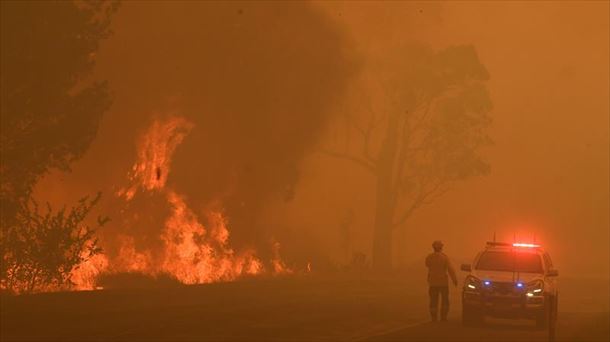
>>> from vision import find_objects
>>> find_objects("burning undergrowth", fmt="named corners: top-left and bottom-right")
top-left (12, 1), bottom-right (357, 293)
top-left (70, 116), bottom-right (292, 289)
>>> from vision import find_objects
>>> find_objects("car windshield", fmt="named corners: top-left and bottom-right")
top-left (476, 251), bottom-right (543, 273)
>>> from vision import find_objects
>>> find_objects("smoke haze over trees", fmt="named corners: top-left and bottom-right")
top-left (26, 1), bottom-right (358, 274)
top-left (21, 1), bottom-right (609, 283)
top-left (323, 44), bottom-right (493, 269)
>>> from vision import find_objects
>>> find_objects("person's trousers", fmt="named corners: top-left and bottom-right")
top-left (429, 286), bottom-right (449, 320)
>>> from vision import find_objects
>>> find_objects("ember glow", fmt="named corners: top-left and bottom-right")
top-left (70, 116), bottom-right (287, 289)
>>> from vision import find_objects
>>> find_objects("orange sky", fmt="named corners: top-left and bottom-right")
top-left (287, 1), bottom-right (609, 276)
top-left (34, 1), bottom-right (608, 278)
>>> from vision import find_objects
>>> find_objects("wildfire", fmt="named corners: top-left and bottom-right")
top-left (71, 115), bottom-right (288, 290)
top-left (117, 115), bottom-right (193, 200)
top-left (70, 253), bottom-right (109, 291)
top-left (160, 190), bottom-right (262, 283)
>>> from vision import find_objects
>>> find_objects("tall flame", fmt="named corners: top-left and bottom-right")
top-left (117, 116), bottom-right (193, 200)
top-left (160, 190), bottom-right (262, 283)
top-left (71, 115), bottom-right (287, 290)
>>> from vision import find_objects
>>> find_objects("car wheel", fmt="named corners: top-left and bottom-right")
top-left (535, 296), bottom-right (551, 330)
top-left (548, 294), bottom-right (559, 339)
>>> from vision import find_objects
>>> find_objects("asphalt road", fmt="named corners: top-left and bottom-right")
top-left (1, 274), bottom-right (608, 341)
top-left (365, 312), bottom-right (610, 342)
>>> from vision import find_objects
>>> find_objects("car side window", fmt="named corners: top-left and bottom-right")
top-left (543, 253), bottom-right (553, 270)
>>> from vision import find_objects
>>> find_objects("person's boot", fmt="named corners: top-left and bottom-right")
top-left (430, 310), bottom-right (438, 322)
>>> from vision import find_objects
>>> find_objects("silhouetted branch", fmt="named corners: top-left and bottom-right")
top-left (392, 177), bottom-right (447, 228)
top-left (318, 148), bottom-right (377, 174)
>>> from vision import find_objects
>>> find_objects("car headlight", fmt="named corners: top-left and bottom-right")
top-left (526, 279), bottom-right (544, 296)
top-left (464, 275), bottom-right (481, 291)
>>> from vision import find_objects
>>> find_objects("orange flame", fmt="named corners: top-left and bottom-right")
top-left (70, 252), bottom-right (109, 291)
top-left (117, 115), bottom-right (193, 200)
top-left (70, 115), bottom-right (289, 290)
top-left (160, 190), bottom-right (262, 283)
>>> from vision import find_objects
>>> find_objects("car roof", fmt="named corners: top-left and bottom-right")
top-left (483, 242), bottom-right (546, 253)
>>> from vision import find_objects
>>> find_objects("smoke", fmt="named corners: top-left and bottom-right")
top-left (34, 1), bottom-right (357, 267)
top-left (33, 1), bottom-right (608, 279)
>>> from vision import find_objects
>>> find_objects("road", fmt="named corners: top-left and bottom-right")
top-left (365, 312), bottom-right (609, 342)
top-left (1, 274), bottom-right (608, 341)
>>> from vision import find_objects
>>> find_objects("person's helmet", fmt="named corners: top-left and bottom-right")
top-left (432, 240), bottom-right (444, 250)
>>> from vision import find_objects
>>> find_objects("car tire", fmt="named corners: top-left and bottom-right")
top-left (548, 294), bottom-right (559, 339)
top-left (462, 305), bottom-right (482, 327)
top-left (535, 296), bottom-right (552, 330)
top-left (535, 311), bottom-right (547, 329)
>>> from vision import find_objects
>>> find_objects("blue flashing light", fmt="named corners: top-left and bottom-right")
top-left (516, 282), bottom-right (524, 288)
top-left (483, 280), bottom-right (491, 286)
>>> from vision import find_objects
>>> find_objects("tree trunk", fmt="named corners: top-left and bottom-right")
top-left (372, 179), bottom-right (395, 271)
top-left (372, 113), bottom-right (399, 271)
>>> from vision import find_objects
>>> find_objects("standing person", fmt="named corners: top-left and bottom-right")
top-left (425, 240), bottom-right (458, 322)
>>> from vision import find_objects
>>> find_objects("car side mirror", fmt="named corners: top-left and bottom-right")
top-left (547, 269), bottom-right (559, 277)
top-left (460, 264), bottom-right (471, 272)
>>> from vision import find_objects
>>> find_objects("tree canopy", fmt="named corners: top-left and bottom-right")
top-left (0, 0), bottom-right (118, 224)
top-left (324, 44), bottom-right (493, 268)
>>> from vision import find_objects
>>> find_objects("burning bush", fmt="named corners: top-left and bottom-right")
top-left (0, 193), bottom-right (107, 294)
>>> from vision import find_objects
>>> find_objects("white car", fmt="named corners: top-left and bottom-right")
top-left (460, 241), bottom-right (559, 328)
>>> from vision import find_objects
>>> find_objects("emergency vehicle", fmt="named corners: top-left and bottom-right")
top-left (460, 241), bottom-right (559, 328)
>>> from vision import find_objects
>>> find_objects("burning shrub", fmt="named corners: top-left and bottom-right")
top-left (0, 193), bottom-right (108, 294)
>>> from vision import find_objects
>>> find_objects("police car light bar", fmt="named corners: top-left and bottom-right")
top-left (512, 243), bottom-right (540, 248)
top-left (486, 241), bottom-right (511, 247)
top-left (486, 241), bottom-right (541, 248)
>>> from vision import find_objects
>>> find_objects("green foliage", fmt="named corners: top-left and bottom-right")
top-left (0, 0), bottom-right (118, 226)
top-left (0, 192), bottom-right (108, 294)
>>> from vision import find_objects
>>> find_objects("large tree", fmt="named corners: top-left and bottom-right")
top-left (0, 0), bottom-right (118, 225)
top-left (324, 44), bottom-right (493, 270)
top-left (1, 1), bottom-right (118, 292)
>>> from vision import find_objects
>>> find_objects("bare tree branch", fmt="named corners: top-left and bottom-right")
top-left (421, 184), bottom-right (452, 205)
top-left (318, 148), bottom-right (377, 174)
top-left (352, 110), bottom-right (383, 164)
top-left (352, 90), bottom-right (387, 162)
top-left (392, 100), bottom-right (431, 192)
top-left (406, 99), bottom-right (433, 138)
top-left (392, 177), bottom-right (447, 228)
top-left (392, 110), bottom-right (412, 192)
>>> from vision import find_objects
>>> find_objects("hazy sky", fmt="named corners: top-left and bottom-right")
top-left (35, 1), bottom-right (608, 278)
top-left (289, 1), bottom-right (609, 276)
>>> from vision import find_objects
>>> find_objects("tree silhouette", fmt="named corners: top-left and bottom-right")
top-left (1, 193), bottom-right (108, 294)
top-left (0, 1), bottom-right (118, 292)
top-left (0, 0), bottom-right (118, 226)
top-left (323, 44), bottom-right (493, 270)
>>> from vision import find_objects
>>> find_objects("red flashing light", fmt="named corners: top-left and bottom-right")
top-left (512, 243), bottom-right (540, 248)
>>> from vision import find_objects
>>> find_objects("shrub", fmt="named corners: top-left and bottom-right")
top-left (0, 193), bottom-right (107, 294)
